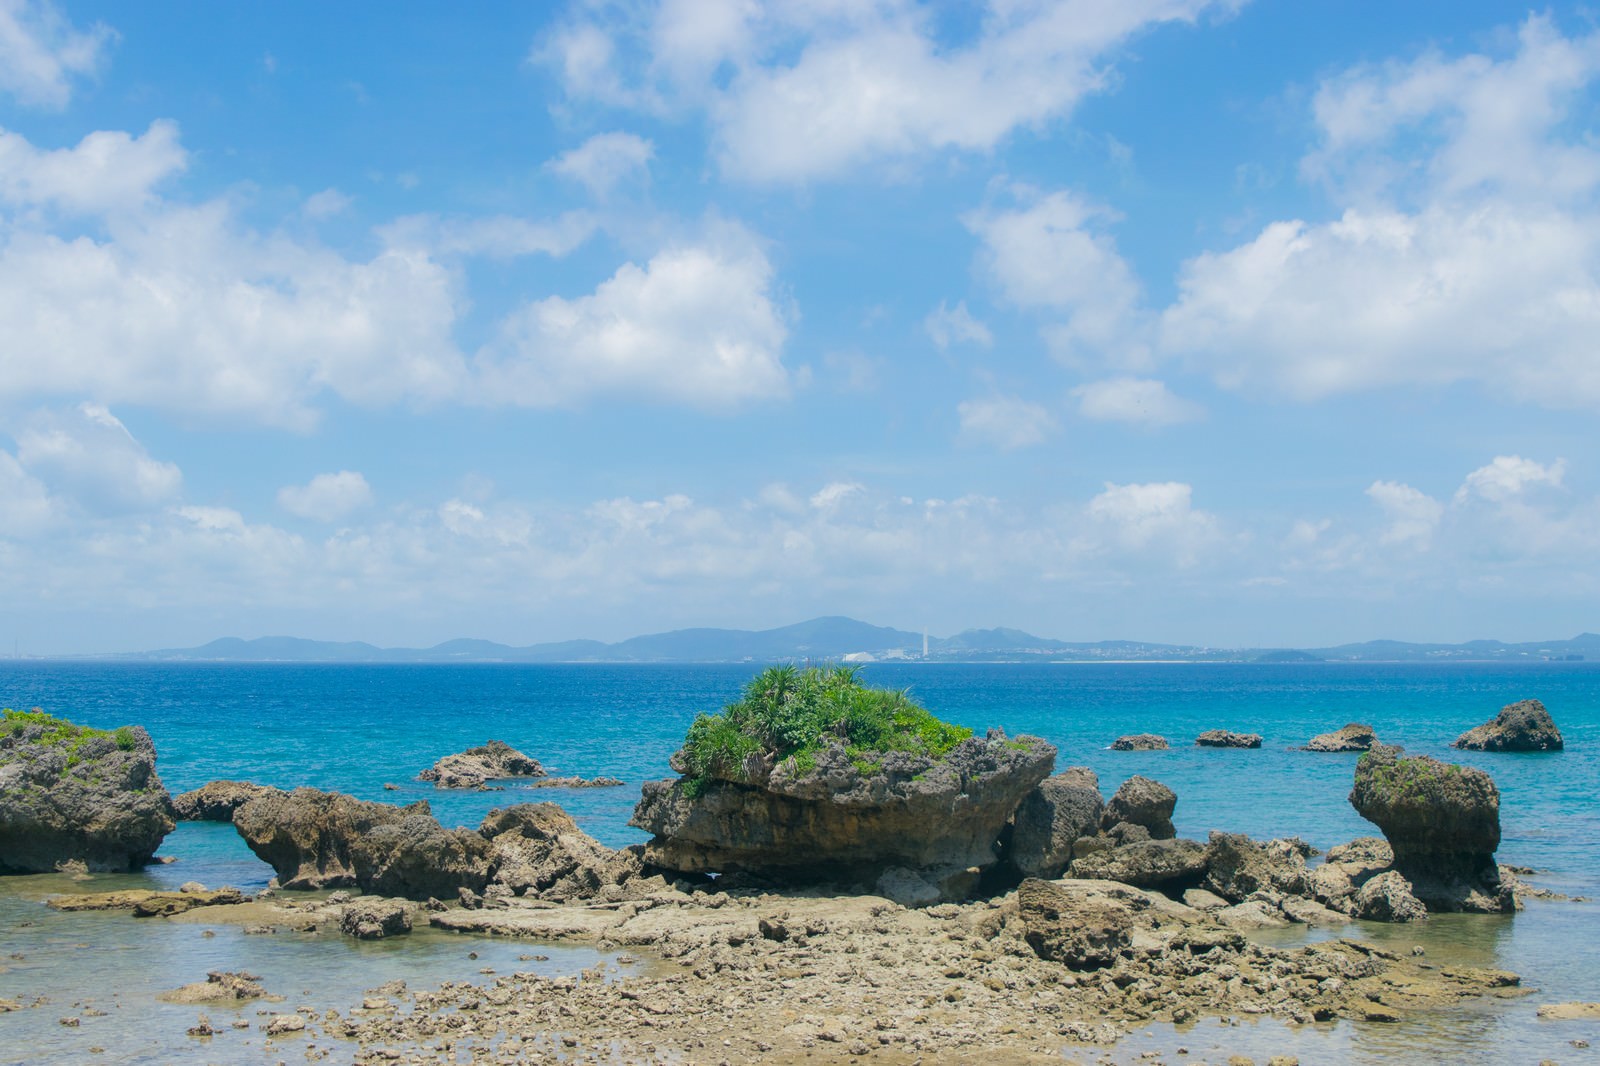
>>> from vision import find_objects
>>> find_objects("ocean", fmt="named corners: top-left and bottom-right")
top-left (1, 659), bottom-right (1597, 1063)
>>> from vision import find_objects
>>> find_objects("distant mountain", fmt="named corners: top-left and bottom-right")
top-left (112, 620), bottom-right (1598, 664)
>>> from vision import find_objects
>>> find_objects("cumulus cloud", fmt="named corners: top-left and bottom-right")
top-left (277, 471), bottom-right (375, 523)
top-left (1455, 455), bottom-right (1565, 504)
top-left (1086, 481), bottom-right (1219, 562)
top-left (549, 131), bottom-right (654, 196)
top-left (0, 120), bottom-right (185, 215)
top-left (957, 395), bottom-right (1056, 450)
top-left (476, 221), bottom-right (791, 409)
top-left (0, 0), bottom-right (113, 109)
top-left (966, 188), bottom-right (1148, 368)
top-left (924, 300), bottom-right (992, 350)
top-left (1071, 377), bottom-right (1201, 426)
top-left (1163, 16), bottom-right (1600, 411)
top-left (303, 187), bottom-right (352, 220)
top-left (13, 403), bottom-right (181, 513)
top-left (1366, 480), bottom-right (1443, 548)
top-left (539, 0), bottom-right (1234, 183)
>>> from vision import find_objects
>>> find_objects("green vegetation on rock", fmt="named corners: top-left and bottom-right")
top-left (679, 665), bottom-right (973, 793)
top-left (2, 709), bottom-right (135, 765)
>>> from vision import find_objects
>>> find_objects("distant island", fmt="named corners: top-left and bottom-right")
top-left (83, 616), bottom-right (1600, 665)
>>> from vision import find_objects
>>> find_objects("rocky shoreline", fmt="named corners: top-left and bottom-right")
top-left (2, 693), bottom-right (1584, 1064)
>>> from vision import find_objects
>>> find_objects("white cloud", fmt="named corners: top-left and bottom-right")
top-left (380, 210), bottom-right (596, 259)
top-left (303, 187), bottom-right (352, 220)
top-left (1086, 481), bottom-right (1219, 562)
top-left (1071, 377), bottom-right (1201, 426)
top-left (277, 471), bottom-right (375, 523)
top-left (1455, 455), bottom-right (1565, 504)
top-left (0, 448), bottom-right (55, 534)
top-left (0, 0), bottom-right (113, 109)
top-left (0, 120), bottom-right (185, 215)
top-left (1163, 17), bottom-right (1600, 411)
top-left (1366, 480), bottom-right (1442, 548)
top-left (14, 403), bottom-right (181, 513)
top-left (957, 395), bottom-right (1056, 450)
top-left (476, 221), bottom-right (790, 409)
top-left (541, 0), bottom-right (1234, 183)
top-left (924, 300), bottom-right (992, 350)
top-left (549, 132), bottom-right (654, 196)
top-left (809, 481), bottom-right (864, 511)
top-left (966, 188), bottom-right (1148, 367)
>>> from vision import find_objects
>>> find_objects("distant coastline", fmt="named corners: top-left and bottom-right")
top-left (21, 615), bottom-right (1598, 666)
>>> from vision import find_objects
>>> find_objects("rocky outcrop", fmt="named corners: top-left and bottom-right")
top-left (339, 899), bottom-right (413, 939)
top-left (0, 712), bottom-right (174, 873)
top-left (420, 741), bottom-right (546, 789)
top-left (1018, 877), bottom-right (1197, 970)
top-left (1304, 723), bottom-right (1378, 753)
top-left (46, 886), bottom-right (247, 914)
top-left (631, 731), bottom-right (1055, 898)
top-left (1101, 776), bottom-right (1176, 840)
top-left (158, 971), bottom-right (269, 1004)
top-left (1196, 729), bottom-right (1262, 748)
top-left (1349, 745), bottom-right (1514, 912)
top-left (1110, 734), bottom-right (1168, 751)
top-left (172, 780), bottom-right (284, 822)
top-left (1202, 832), bottom-right (1311, 901)
top-left (1006, 768), bottom-right (1104, 879)
top-left (481, 803), bottom-right (641, 902)
top-left (1452, 699), bottom-right (1564, 753)
top-left (1306, 837), bottom-right (1393, 915)
top-left (1067, 838), bottom-right (1208, 891)
top-left (348, 814), bottom-right (495, 900)
top-left (233, 787), bottom-right (423, 890)
top-left (1355, 870), bottom-right (1428, 923)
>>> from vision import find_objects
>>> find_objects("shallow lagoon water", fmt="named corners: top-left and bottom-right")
top-left (1, 659), bottom-right (1596, 1062)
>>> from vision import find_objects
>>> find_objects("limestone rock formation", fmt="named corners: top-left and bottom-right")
top-left (339, 898), bottom-right (413, 939)
top-left (348, 814), bottom-right (495, 900)
top-left (1304, 723), bottom-right (1378, 753)
top-left (1196, 729), bottom-right (1262, 748)
top-left (1006, 767), bottom-right (1104, 879)
top-left (172, 780), bottom-right (284, 822)
top-left (1349, 745), bottom-right (1515, 912)
top-left (420, 741), bottom-right (546, 789)
top-left (0, 712), bottom-right (175, 873)
top-left (1355, 870), bottom-right (1428, 923)
top-left (233, 787), bottom-right (421, 890)
top-left (1101, 776), bottom-right (1176, 840)
top-left (1110, 734), bottom-right (1169, 751)
top-left (1452, 699), bottom-right (1564, 753)
top-left (632, 731), bottom-right (1055, 897)
top-left (1067, 838), bottom-right (1209, 891)
top-left (481, 803), bottom-right (641, 902)
top-left (1202, 832), bottom-right (1311, 902)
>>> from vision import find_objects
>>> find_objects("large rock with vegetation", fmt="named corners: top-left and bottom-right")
top-left (1452, 699), bottom-right (1563, 753)
top-left (0, 709), bottom-right (175, 873)
top-left (420, 741), bottom-right (546, 789)
top-left (631, 666), bottom-right (1054, 896)
top-left (1349, 745), bottom-right (1514, 912)
top-left (1006, 767), bottom-right (1104, 879)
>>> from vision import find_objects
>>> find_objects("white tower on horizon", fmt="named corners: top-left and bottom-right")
top-left (923, 629), bottom-right (929, 659)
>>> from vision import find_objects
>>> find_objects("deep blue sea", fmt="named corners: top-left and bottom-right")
top-left (2, 660), bottom-right (1597, 1064)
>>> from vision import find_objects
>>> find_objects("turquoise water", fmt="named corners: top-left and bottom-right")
top-left (1, 660), bottom-right (1597, 1062)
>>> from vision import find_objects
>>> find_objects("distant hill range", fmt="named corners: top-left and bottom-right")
top-left (105, 617), bottom-right (1600, 665)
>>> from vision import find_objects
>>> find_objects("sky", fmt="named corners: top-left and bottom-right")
top-left (1, 0), bottom-right (1598, 654)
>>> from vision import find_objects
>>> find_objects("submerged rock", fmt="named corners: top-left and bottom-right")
top-left (1349, 745), bottom-right (1515, 912)
top-left (481, 803), bottom-right (640, 902)
top-left (632, 731), bottom-right (1055, 897)
top-left (173, 780), bottom-right (284, 822)
top-left (0, 711), bottom-right (174, 873)
top-left (1006, 767), bottom-right (1104, 879)
top-left (1452, 699), bottom-right (1564, 753)
top-left (1101, 775), bottom-right (1176, 840)
top-left (420, 741), bottom-right (546, 789)
top-left (1304, 723), bottom-right (1378, 753)
top-left (1110, 734), bottom-right (1169, 751)
top-left (1196, 729), bottom-right (1263, 748)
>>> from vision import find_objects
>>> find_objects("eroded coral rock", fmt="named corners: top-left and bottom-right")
top-left (172, 780), bottom-right (284, 822)
top-left (1068, 838), bottom-right (1209, 891)
top-left (420, 741), bottom-right (546, 789)
top-left (1007, 767), bottom-right (1104, 879)
top-left (1196, 730), bottom-right (1263, 748)
top-left (1304, 723), bottom-right (1378, 753)
top-left (481, 803), bottom-right (640, 903)
top-left (1452, 699), bottom-right (1564, 753)
top-left (1101, 775), bottom-right (1176, 840)
top-left (1110, 734), bottom-right (1169, 751)
top-left (339, 899), bottom-right (413, 939)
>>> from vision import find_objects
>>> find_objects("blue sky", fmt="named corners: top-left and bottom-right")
top-left (2, 0), bottom-right (1598, 654)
